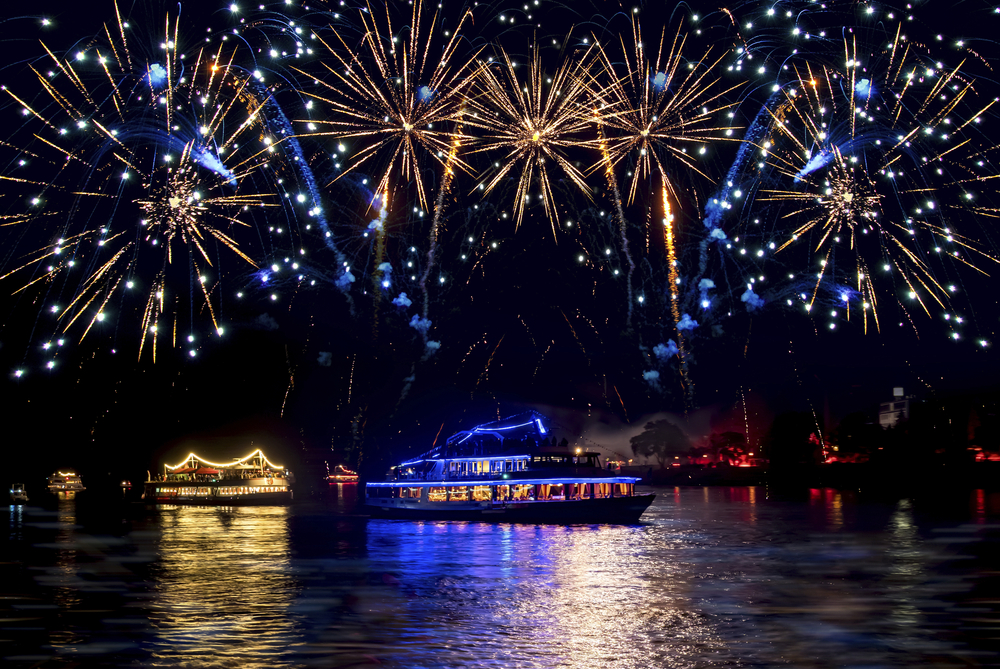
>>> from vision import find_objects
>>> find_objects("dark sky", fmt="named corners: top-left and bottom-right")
top-left (1, 0), bottom-right (998, 479)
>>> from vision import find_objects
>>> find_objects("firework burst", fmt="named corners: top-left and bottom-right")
top-left (748, 32), bottom-right (1000, 334)
top-left (466, 40), bottom-right (595, 237)
top-left (0, 2), bottom-right (294, 362)
top-left (299, 0), bottom-right (480, 213)
top-left (590, 19), bottom-right (740, 205)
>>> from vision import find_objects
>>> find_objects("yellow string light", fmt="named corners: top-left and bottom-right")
top-left (165, 448), bottom-right (284, 471)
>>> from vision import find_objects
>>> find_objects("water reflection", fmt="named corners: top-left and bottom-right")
top-left (364, 518), bottom-right (727, 668)
top-left (354, 487), bottom-right (1000, 668)
top-left (2, 486), bottom-right (998, 668)
top-left (146, 506), bottom-right (300, 668)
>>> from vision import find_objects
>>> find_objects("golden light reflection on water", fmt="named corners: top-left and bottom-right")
top-left (147, 506), bottom-right (299, 668)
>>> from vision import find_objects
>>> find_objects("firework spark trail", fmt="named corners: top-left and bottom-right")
top-left (661, 187), bottom-right (693, 405)
top-left (256, 89), bottom-right (350, 277)
top-left (418, 110), bottom-right (464, 326)
top-left (559, 308), bottom-right (589, 364)
top-left (474, 333), bottom-right (505, 391)
top-left (594, 108), bottom-right (636, 327)
top-left (466, 39), bottom-right (596, 236)
top-left (370, 187), bottom-right (389, 340)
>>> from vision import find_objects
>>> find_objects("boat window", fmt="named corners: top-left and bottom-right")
top-left (550, 484), bottom-right (565, 501)
top-left (512, 484), bottom-right (534, 501)
top-left (428, 487), bottom-right (447, 502)
top-left (448, 486), bottom-right (470, 502)
top-left (505, 460), bottom-right (512, 472)
top-left (472, 485), bottom-right (491, 501)
top-left (495, 485), bottom-right (510, 501)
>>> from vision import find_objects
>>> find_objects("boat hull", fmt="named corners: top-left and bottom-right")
top-left (142, 482), bottom-right (292, 506)
top-left (366, 493), bottom-right (655, 523)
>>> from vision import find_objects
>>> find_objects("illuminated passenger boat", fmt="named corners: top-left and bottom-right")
top-left (365, 412), bottom-right (655, 523)
top-left (143, 449), bottom-right (294, 505)
top-left (10, 483), bottom-right (28, 504)
top-left (47, 471), bottom-right (86, 492)
top-left (327, 464), bottom-right (359, 483)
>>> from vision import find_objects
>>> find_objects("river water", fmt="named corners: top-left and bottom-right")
top-left (2, 485), bottom-right (999, 668)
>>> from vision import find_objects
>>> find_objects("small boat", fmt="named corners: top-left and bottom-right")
top-left (143, 448), bottom-right (294, 505)
top-left (47, 471), bottom-right (85, 493)
top-left (120, 480), bottom-right (132, 489)
top-left (326, 464), bottom-right (359, 483)
top-left (10, 483), bottom-right (28, 504)
top-left (365, 412), bottom-right (655, 523)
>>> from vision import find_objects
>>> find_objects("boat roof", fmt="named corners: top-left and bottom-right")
top-left (445, 411), bottom-right (549, 446)
top-left (407, 411), bottom-right (562, 462)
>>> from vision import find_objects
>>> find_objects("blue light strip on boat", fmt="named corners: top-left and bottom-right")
top-left (397, 454), bottom-right (533, 468)
top-left (367, 477), bottom-right (640, 487)
top-left (474, 420), bottom-right (538, 432)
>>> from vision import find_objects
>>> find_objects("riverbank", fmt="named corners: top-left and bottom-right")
top-left (640, 461), bottom-right (1000, 490)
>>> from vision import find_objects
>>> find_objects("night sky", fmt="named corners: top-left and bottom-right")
top-left (1, 0), bottom-right (998, 482)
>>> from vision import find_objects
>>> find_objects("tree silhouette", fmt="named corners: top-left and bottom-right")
top-left (709, 431), bottom-right (748, 465)
top-left (832, 411), bottom-right (880, 462)
top-left (630, 419), bottom-right (692, 468)
top-left (764, 411), bottom-right (823, 468)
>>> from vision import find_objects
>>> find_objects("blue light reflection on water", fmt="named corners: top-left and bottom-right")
top-left (1, 486), bottom-right (998, 668)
